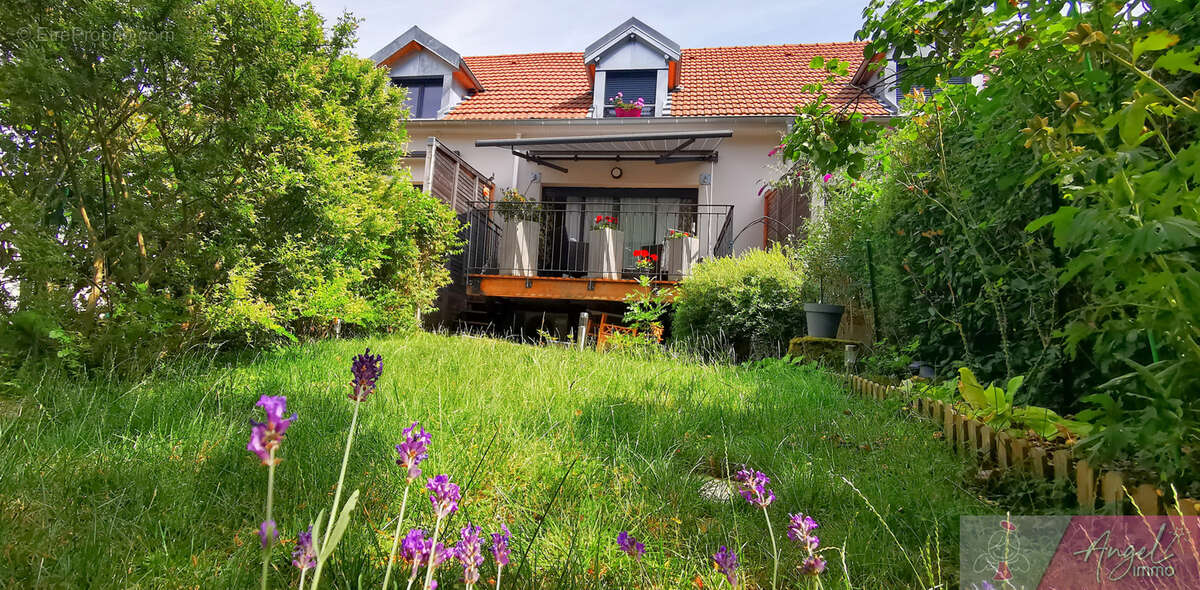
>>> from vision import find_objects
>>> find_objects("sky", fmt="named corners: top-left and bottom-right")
top-left (308, 0), bottom-right (873, 58)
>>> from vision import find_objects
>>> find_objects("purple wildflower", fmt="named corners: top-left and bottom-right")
top-left (456, 524), bottom-right (484, 587)
top-left (395, 422), bottom-right (432, 482)
top-left (822, 173), bottom-right (833, 183)
top-left (349, 348), bottom-right (383, 402)
top-left (616, 531), bottom-right (645, 559)
top-left (492, 524), bottom-right (512, 567)
top-left (787, 513), bottom-right (820, 550)
top-left (798, 554), bottom-right (827, 576)
top-left (258, 520), bottom-right (278, 548)
top-left (247, 395), bottom-right (296, 465)
top-left (431, 542), bottom-right (452, 568)
top-left (713, 546), bottom-right (739, 588)
top-left (732, 469), bottom-right (775, 508)
top-left (292, 525), bottom-right (317, 570)
top-left (427, 474), bottom-right (461, 518)
top-left (401, 528), bottom-right (431, 577)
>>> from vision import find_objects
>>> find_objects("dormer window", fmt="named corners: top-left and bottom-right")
top-left (585, 18), bottom-right (680, 119)
top-left (371, 26), bottom-right (484, 120)
top-left (393, 77), bottom-right (443, 119)
top-left (603, 70), bottom-right (656, 117)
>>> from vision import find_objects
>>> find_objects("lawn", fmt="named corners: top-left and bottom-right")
top-left (0, 333), bottom-right (993, 589)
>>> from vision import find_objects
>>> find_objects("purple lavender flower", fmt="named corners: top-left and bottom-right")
top-left (798, 554), bottom-right (827, 576)
top-left (431, 542), bottom-right (452, 568)
top-left (247, 395), bottom-right (296, 465)
top-left (456, 524), bottom-right (484, 587)
top-left (258, 520), bottom-right (278, 548)
top-left (427, 474), bottom-right (461, 518)
top-left (616, 531), bottom-right (645, 559)
top-left (787, 512), bottom-right (820, 550)
top-left (395, 422), bottom-right (431, 482)
top-left (292, 525), bottom-right (317, 570)
top-left (349, 348), bottom-right (383, 402)
top-left (713, 545), bottom-right (739, 588)
top-left (401, 528), bottom-right (431, 577)
top-left (732, 469), bottom-right (775, 508)
top-left (491, 524), bottom-right (512, 567)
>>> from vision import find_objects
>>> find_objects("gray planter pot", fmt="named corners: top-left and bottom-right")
top-left (588, 228), bottom-right (624, 279)
top-left (499, 219), bottom-right (540, 276)
top-left (663, 237), bottom-right (700, 281)
top-left (804, 303), bottom-right (845, 339)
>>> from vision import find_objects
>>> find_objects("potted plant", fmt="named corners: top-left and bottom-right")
top-left (794, 169), bottom-right (865, 339)
top-left (588, 214), bottom-right (623, 279)
top-left (633, 249), bottom-right (658, 274)
top-left (496, 188), bottom-right (540, 277)
top-left (610, 92), bottom-right (646, 118)
top-left (802, 250), bottom-right (848, 339)
top-left (662, 228), bottom-right (700, 281)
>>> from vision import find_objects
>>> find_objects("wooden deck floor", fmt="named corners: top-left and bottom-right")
top-left (468, 274), bottom-right (678, 302)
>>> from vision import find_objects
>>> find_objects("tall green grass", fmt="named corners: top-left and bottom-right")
top-left (0, 333), bottom-right (993, 588)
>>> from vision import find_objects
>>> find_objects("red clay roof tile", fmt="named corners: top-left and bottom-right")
top-left (443, 42), bottom-right (887, 120)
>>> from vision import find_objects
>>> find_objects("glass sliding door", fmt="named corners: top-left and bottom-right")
top-left (542, 187), bottom-right (698, 278)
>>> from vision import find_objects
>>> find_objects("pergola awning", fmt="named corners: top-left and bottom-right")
top-left (474, 129), bottom-right (732, 172)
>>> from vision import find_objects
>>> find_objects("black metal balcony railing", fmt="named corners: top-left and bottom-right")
top-left (463, 201), bottom-right (733, 280)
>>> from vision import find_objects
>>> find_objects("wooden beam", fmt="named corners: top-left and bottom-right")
top-left (470, 275), bottom-right (677, 302)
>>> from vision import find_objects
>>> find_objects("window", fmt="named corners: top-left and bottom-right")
top-left (603, 70), bottom-right (657, 117)
top-left (392, 77), bottom-right (442, 119)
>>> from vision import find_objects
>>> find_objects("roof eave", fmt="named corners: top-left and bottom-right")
top-left (583, 17), bottom-right (682, 64)
top-left (371, 25), bottom-right (485, 92)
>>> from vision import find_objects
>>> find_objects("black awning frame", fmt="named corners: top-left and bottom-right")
top-left (476, 129), bottom-right (732, 172)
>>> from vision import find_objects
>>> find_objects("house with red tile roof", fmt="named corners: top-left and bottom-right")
top-left (370, 19), bottom-right (893, 336)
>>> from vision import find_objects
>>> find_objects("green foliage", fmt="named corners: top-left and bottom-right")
top-left (495, 188), bottom-right (541, 223)
top-left (955, 368), bottom-right (1089, 442)
top-left (623, 275), bottom-right (672, 334)
top-left (671, 247), bottom-right (805, 360)
top-left (601, 329), bottom-right (660, 357)
top-left (739, 354), bottom-right (820, 373)
top-left (789, 167), bottom-right (874, 308)
top-left (0, 0), bottom-right (460, 373)
top-left (777, 57), bottom-right (885, 178)
top-left (778, 0), bottom-right (1200, 482)
top-left (861, 338), bottom-right (920, 380)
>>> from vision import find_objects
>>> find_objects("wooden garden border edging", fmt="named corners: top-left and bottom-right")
top-left (839, 373), bottom-right (1199, 516)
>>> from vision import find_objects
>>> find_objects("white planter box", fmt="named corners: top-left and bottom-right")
top-left (663, 237), bottom-right (700, 280)
top-left (588, 228), bottom-right (624, 279)
top-left (499, 220), bottom-right (539, 276)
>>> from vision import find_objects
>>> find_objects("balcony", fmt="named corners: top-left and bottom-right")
top-left (462, 200), bottom-right (733, 302)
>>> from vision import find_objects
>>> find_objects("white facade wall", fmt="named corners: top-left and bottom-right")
top-left (401, 118), bottom-right (792, 255)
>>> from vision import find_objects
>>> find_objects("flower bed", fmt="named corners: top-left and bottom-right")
top-left (840, 374), bottom-right (1200, 516)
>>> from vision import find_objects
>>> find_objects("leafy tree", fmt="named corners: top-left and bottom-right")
top-left (778, 1), bottom-right (1200, 482)
top-left (0, 0), bottom-right (460, 373)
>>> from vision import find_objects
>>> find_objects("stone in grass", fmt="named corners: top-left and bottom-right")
top-left (787, 336), bottom-right (862, 368)
top-left (698, 476), bottom-right (737, 503)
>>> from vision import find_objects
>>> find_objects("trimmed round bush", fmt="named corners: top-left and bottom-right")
top-left (671, 247), bottom-right (805, 360)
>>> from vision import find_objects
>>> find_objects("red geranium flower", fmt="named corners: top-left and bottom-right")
top-left (649, 254), bottom-right (658, 261)
top-left (595, 215), bottom-right (603, 222)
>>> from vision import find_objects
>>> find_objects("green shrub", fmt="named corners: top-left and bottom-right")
top-left (0, 0), bottom-right (460, 374)
top-left (602, 330), bottom-right (661, 357)
top-left (671, 247), bottom-right (805, 360)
